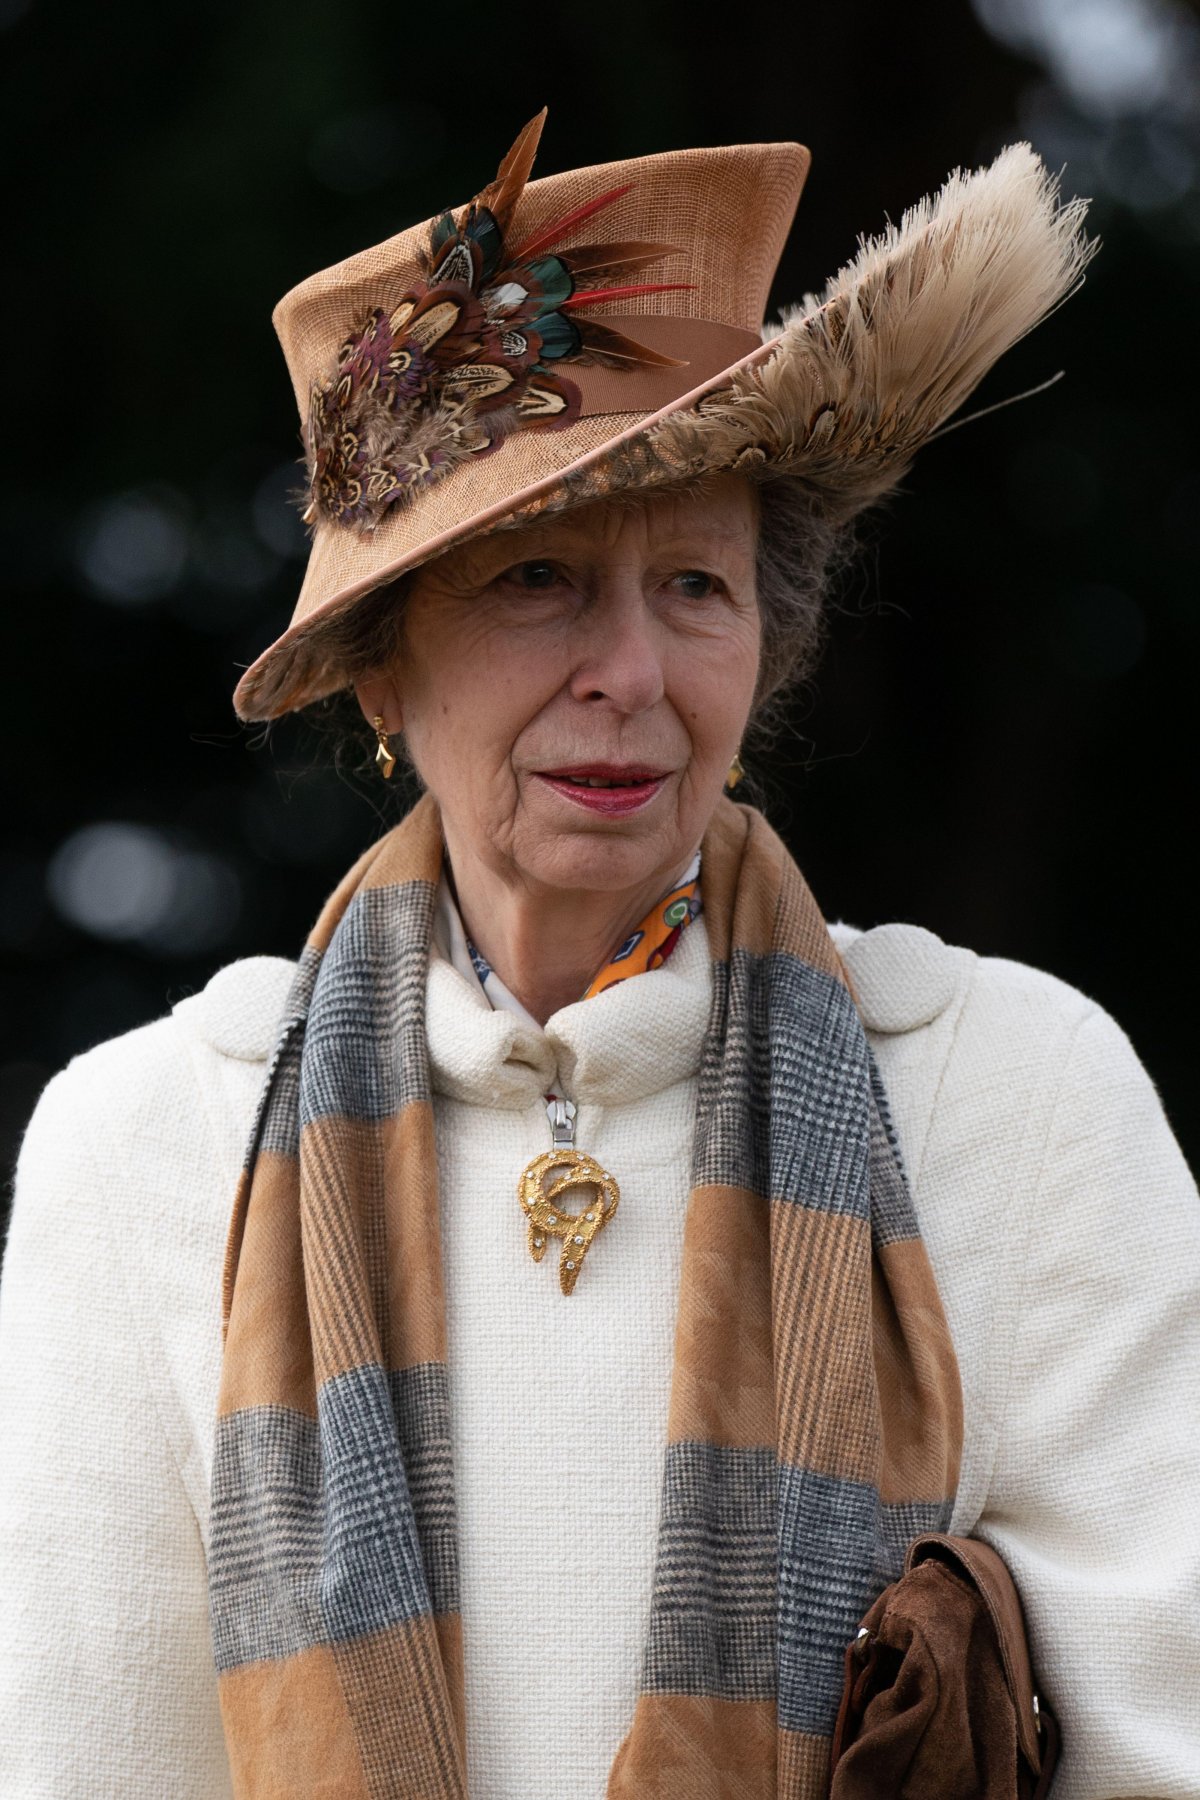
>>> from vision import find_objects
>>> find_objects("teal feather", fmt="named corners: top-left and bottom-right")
top-left (524, 256), bottom-right (575, 311)
top-left (532, 311), bottom-right (582, 361)
top-left (430, 212), bottom-right (457, 254)
top-left (465, 206), bottom-right (504, 282)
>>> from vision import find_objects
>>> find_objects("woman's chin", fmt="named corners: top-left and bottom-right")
top-left (515, 825), bottom-right (679, 898)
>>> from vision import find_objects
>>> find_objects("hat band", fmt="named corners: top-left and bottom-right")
top-left (570, 316), bottom-right (762, 417)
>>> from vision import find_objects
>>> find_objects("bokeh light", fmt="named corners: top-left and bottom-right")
top-left (47, 823), bottom-right (242, 956)
top-left (1046, 583), bottom-right (1147, 678)
top-left (974, 0), bottom-right (1200, 120)
top-left (76, 488), bottom-right (191, 606)
top-left (253, 462), bottom-right (312, 560)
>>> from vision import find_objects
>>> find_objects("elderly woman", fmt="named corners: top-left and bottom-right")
top-left (1, 113), bottom-right (1198, 1800)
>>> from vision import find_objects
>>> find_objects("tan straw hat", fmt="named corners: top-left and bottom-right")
top-left (232, 108), bottom-right (1096, 722)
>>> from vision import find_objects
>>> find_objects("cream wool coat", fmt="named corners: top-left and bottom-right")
top-left (1, 915), bottom-right (1198, 1799)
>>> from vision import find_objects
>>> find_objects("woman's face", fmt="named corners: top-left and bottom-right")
top-left (356, 473), bottom-right (761, 902)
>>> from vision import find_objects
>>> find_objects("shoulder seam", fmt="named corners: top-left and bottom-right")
top-left (904, 950), bottom-right (977, 1190)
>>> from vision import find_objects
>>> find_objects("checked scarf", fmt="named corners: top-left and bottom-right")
top-left (210, 792), bottom-right (962, 1798)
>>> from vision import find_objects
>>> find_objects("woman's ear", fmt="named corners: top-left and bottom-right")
top-left (352, 672), bottom-right (403, 734)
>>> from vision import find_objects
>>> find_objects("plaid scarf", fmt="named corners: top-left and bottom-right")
top-left (211, 792), bottom-right (962, 1798)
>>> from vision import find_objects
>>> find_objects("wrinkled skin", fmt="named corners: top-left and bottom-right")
top-left (355, 473), bottom-right (761, 1023)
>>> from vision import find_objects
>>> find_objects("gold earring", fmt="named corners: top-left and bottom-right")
top-left (726, 750), bottom-right (745, 790)
top-left (373, 715), bottom-right (396, 780)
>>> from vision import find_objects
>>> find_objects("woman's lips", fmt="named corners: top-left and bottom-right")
top-left (533, 770), bottom-right (668, 816)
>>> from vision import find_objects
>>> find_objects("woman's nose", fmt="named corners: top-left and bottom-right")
top-left (566, 578), bottom-right (666, 714)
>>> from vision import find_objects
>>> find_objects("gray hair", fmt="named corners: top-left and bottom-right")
top-left (301, 472), bottom-right (855, 778)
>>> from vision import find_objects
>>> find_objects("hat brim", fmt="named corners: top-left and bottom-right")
top-left (232, 333), bottom-right (783, 722)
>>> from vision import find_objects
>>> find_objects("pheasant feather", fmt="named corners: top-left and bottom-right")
top-left (507, 183), bottom-right (635, 261)
top-left (560, 282), bottom-right (694, 310)
top-left (304, 116), bottom-right (683, 533)
top-left (474, 106), bottom-right (547, 236)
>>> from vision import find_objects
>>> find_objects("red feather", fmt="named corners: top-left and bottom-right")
top-left (560, 282), bottom-right (695, 311)
top-left (508, 183), bottom-right (635, 262)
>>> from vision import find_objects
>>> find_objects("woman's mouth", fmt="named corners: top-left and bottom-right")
top-left (534, 765), bottom-right (669, 816)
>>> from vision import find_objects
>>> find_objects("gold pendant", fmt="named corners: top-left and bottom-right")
top-left (518, 1099), bottom-right (620, 1295)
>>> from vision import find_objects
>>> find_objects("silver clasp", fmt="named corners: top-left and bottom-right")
top-left (546, 1096), bottom-right (576, 1152)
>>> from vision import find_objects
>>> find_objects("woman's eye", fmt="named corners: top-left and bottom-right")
top-left (505, 560), bottom-right (560, 589)
top-left (673, 570), bottom-right (717, 599)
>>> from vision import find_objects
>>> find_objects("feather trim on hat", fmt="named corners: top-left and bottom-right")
top-left (521, 142), bottom-right (1098, 525)
top-left (302, 109), bottom-right (690, 535)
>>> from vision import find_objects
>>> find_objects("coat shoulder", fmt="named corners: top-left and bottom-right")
top-left (830, 918), bottom-right (1104, 1047)
top-left (19, 954), bottom-right (297, 1160)
top-left (169, 953), bottom-right (297, 1061)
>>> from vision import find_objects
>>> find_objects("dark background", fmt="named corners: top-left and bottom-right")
top-left (3, 0), bottom-right (1198, 1209)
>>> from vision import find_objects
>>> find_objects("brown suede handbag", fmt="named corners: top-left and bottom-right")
top-left (829, 1534), bottom-right (1061, 1799)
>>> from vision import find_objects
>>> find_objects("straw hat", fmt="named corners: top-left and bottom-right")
top-left (232, 109), bottom-right (1096, 722)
